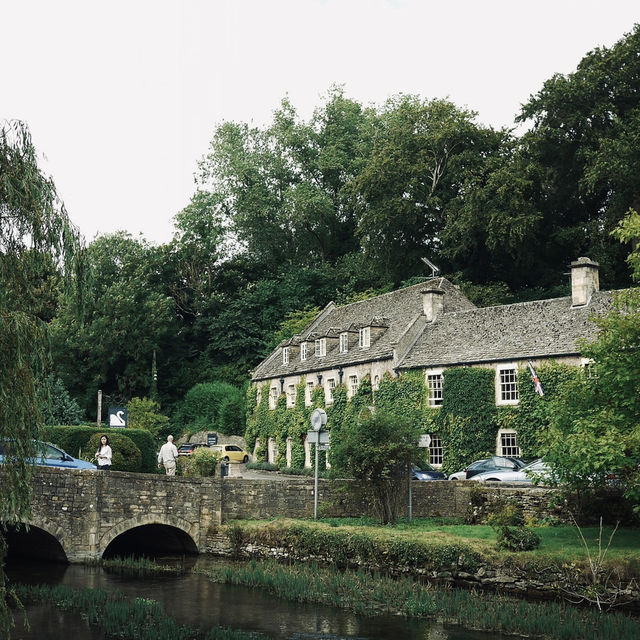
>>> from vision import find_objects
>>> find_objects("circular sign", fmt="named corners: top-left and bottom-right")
top-left (310, 408), bottom-right (327, 432)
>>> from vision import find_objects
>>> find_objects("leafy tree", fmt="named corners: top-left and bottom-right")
top-left (127, 397), bottom-right (170, 439)
top-left (542, 209), bottom-right (640, 516)
top-left (176, 381), bottom-right (245, 435)
top-left (39, 375), bottom-right (84, 426)
top-left (0, 120), bottom-right (82, 634)
top-left (330, 408), bottom-right (421, 524)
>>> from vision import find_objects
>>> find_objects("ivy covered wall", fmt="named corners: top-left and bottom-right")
top-left (247, 362), bottom-right (580, 473)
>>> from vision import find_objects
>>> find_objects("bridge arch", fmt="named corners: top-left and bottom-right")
top-left (4, 517), bottom-right (68, 562)
top-left (99, 513), bottom-right (199, 558)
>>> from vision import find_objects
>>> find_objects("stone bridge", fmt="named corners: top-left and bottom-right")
top-left (5, 467), bottom-right (223, 562)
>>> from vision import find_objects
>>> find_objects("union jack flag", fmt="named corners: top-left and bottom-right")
top-left (528, 360), bottom-right (544, 396)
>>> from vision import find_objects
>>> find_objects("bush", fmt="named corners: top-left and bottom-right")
top-left (39, 375), bottom-right (84, 426)
top-left (179, 447), bottom-right (220, 477)
top-left (41, 426), bottom-right (157, 473)
top-left (495, 525), bottom-right (540, 551)
top-left (246, 461), bottom-right (279, 472)
top-left (127, 397), bottom-right (170, 439)
top-left (86, 432), bottom-right (142, 472)
top-left (176, 382), bottom-right (245, 435)
top-left (487, 501), bottom-right (525, 527)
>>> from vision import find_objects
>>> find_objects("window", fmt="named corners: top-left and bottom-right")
top-left (282, 347), bottom-right (289, 365)
top-left (581, 357), bottom-right (597, 380)
top-left (348, 374), bottom-right (358, 397)
top-left (339, 332), bottom-right (349, 353)
top-left (269, 386), bottom-right (278, 409)
top-left (373, 374), bottom-right (380, 390)
top-left (300, 342), bottom-right (307, 361)
top-left (286, 384), bottom-right (296, 407)
top-left (326, 378), bottom-right (336, 403)
top-left (305, 380), bottom-right (314, 405)
top-left (426, 372), bottom-right (443, 407)
top-left (359, 326), bottom-right (370, 348)
top-left (315, 338), bottom-right (326, 357)
top-left (429, 435), bottom-right (443, 466)
top-left (497, 366), bottom-right (519, 404)
top-left (498, 431), bottom-right (520, 457)
top-left (256, 387), bottom-right (262, 406)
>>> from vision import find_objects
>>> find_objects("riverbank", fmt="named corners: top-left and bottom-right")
top-left (206, 518), bottom-right (640, 611)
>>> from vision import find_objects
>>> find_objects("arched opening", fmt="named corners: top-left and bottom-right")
top-left (102, 524), bottom-right (198, 559)
top-left (3, 523), bottom-right (68, 563)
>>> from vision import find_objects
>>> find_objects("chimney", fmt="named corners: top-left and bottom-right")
top-left (421, 288), bottom-right (444, 322)
top-left (570, 257), bottom-right (599, 306)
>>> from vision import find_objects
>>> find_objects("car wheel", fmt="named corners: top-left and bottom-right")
top-left (486, 478), bottom-right (501, 482)
top-left (242, 455), bottom-right (248, 463)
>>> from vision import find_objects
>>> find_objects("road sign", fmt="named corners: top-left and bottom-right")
top-left (310, 408), bottom-right (327, 431)
top-left (307, 430), bottom-right (330, 445)
top-left (418, 434), bottom-right (431, 448)
top-left (207, 433), bottom-right (218, 446)
top-left (108, 406), bottom-right (127, 427)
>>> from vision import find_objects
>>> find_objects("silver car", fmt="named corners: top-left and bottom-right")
top-left (470, 458), bottom-right (551, 483)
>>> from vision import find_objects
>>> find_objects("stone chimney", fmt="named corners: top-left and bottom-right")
top-left (421, 288), bottom-right (444, 322)
top-left (570, 257), bottom-right (599, 306)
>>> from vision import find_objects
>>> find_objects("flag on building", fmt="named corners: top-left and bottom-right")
top-left (528, 360), bottom-right (544, 396)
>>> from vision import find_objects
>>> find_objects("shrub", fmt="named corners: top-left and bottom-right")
top-left (176, 382), bottom-right (245, 435)
top-left (246, 461), bottom-right (279, 472)
top-left (127, 397), bottom-right (170, 439)
top-left (180, 447), bottom-right (220, 477)
top-left (86, 432), bottom-right (142, 472)
top-left (39, 375), bottom-right (84, 425)
top-left (495, 525), bottom-right (540, 552)
top-left (487, 501), bottom-right (525, 527)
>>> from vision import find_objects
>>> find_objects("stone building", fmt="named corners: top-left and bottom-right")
top-left (251, 257), bottom-right (611, 466)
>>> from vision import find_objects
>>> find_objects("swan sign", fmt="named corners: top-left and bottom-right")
top-left (108, 406), bottom-right (127, 428)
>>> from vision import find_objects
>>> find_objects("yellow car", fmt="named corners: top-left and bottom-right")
top-left (210, 444), bottom-right (249, 463)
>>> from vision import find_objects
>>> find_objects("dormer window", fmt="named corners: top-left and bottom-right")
top-left (359, 326), bottom-right (370, 348)
top-left (315, 338), bottom-right (326, 357)
top-left (282, 347), bottom-right (289, 365)
top-left (300, 342), bottom-right (307, 361)
top-left (339, 332), bottom-right (349, 353)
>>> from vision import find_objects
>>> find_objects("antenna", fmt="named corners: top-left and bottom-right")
top-left (421, 257), bottom-right (440, 278)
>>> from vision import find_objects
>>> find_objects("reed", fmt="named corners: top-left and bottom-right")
top-left (197, 558), bottom-right (640, 640)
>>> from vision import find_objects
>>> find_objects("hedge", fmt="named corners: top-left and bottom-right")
top-left (41, 425), bottom-right (157, 473)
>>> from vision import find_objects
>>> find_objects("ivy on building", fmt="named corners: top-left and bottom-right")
top-left (246, 362), bottom-right (580, 474)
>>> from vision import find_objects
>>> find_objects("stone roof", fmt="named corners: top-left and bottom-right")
top-left (397, 291), bottom-right (614, 369)
top-left (252, 278), bottom-right (475, 381)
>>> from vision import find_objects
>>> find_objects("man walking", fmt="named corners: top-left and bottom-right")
top-left (158, 435), bottom-right (179, 476)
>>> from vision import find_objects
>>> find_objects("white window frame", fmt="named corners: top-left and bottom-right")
top-left (348, 374), bottom-right (358, 398)
top-left (300, 342), bottom-right (307, 361)
top-left (359, 326), bottom-right (370, 348)
top-left (315, 338), bottom-right (326, 357)
top-left (286, 383), bottom-right (296, 407)
top-left (428, 434), bottom-right (443, 466)
top-left (256, 387), bottom-right (262, 406)
top-left (373, 374), bottom-right (380, 391)
top-left (497, 429), bottom-right (520, 457)
top-left (282, 347), bottom-right (289, 365)
top-left (496, 364), bottom-right (519, 405)
top-left (326, 377), bottom-right (336, 404)
top-left (269, 386), bottom-right (278, 410)
top-left (426, 369), bottom-right (444, 407)
top-left (580, 357), bottom-right (597, 380)
top-left (339, 332), bottom-right (349, 353)
top-left (305, 380), bottom-right (314, 406)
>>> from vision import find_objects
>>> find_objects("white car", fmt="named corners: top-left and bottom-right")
top-left (470, 458), bottom-right (551, 483)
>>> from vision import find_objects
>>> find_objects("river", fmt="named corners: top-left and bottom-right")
top-left (6, 557), bottom-right (510, 640)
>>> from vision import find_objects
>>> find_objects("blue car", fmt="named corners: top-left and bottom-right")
top-left (0, 440), bottom-right (96, 470)
top-left (412, 463), bottom-right (446, 481)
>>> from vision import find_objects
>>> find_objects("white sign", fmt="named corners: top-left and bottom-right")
top-left (418, 434), bottom-right (431, 448)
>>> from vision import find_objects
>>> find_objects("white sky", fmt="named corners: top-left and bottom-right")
top-left (2, 1), bottom-right (638, 245)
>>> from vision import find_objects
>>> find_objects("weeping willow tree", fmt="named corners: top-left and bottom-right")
top-left (0, 120), bottom-right (83, 635)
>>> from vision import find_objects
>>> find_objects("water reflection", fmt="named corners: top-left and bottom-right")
top-left (6, 557), bottom-right (506, 640)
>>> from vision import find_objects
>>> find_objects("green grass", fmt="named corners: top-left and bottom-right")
top-left (197, 558), bottom-right (640, 640)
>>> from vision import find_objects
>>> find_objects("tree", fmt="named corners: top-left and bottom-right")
top-left (0, 120), bottom-right (82, 634)
top-left (330, 408), bottom-right (422, 524)
top-left (127, 397), bottom-right (170, 439)
top-left (542, 209), bottom-right (640, 516)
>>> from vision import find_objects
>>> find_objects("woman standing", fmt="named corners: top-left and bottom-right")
top-left (95, 435), bottom-right (112, 470)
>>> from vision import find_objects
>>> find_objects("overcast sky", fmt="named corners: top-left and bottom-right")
top-left (3, 1), bottom-right (638, 245)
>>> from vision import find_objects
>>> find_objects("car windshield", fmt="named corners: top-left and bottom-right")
top-left (522, 459), bottom-right (544, 471)
top-left (415, 462), bottom-right (436, 472)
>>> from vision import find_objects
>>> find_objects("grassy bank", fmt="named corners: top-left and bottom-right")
top-left (197, 558), bottom-right (640, 640)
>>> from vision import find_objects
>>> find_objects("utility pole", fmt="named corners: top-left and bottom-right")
top-left (97, 389), bottom-right (102, 426)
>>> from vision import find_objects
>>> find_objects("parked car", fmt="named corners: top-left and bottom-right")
top-left (177, 443), bottom-right (209, 456)
top-left (449, 456), bottom-right (526, 480)
top-left (210, 444), bottom-right (249, 463)
top-left (412, 463), bottom-right (446, 481)
top-left (0, 439), bottom-right (96, 470)
top-left (470, 458), bottom-right (551, 483)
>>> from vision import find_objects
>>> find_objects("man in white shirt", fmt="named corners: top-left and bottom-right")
top-left (158, 435), bottom-right (179, 476)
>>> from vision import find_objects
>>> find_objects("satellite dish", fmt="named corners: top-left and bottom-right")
top-left (310, 408), bottom-right (327, 431)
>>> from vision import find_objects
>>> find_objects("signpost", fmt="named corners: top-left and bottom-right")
top-left (207, 433), bottom-right (218, 446)
top-left (408, 434), bottom-right (433, 522)
top-left (309, 408), bottom-right (328, 520)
